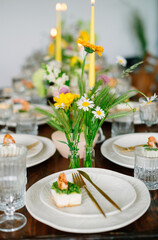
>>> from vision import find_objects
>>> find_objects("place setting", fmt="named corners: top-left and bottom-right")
top-left (0, 0), bottom-right (158, 237)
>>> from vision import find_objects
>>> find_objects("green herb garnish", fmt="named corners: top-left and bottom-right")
top-left (51, 181), bottom-right (81, 194)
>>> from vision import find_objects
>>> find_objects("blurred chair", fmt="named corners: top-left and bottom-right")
top-left (131, 53), bottom-right (158, 97)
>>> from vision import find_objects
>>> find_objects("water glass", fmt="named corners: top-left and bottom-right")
top-left (115, 76), bottom-right (131, 96)
top-left (111, 112), bottom-right (134, 137)
top-left (12, 77), bottom-right (26, 94)
top-left (0, 96), bottom-right (13, 133)
top-left (139, 98), bottom-right (158, 127)
top-left (16, 111), bottom-right (38, 135)
top-left (0, 144), bottom-right (27, 232)
top-left (134, 147), bottom-right (158, 190)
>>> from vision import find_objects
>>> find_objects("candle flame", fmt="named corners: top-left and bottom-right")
top-left (50, 28), bottom-right (57, 38)
top-left (56, 3), bottom-right (61, 11)
top-left (91, 0), bottom-right (95, 4)
top-left (61, 3), bottom-right (67, 11)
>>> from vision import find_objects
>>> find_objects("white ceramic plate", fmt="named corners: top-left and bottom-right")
top-left (106, 101), bottom-right (141, 125)
top-left (0, 134), bottom-right (43, 158)
top-left (113, 133), bottom-right (158, 159)
top-left (101, 133), bottom-right (158, 169)
top-left (3, 104), bottom-right (52, 127)
top-left (26, 168), bottom-right (150, 233)
top-left (40, 172), bottom-right (136, 217)
top-left (25, 135), bottom-right (56, 168)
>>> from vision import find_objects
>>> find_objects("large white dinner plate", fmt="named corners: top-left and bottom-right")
top-left (3, 104), bottom-right (52, 127)
top-left (101, 133), bottom-right (158, 169)
top-left (26, 168), bottom-right (150, 233)
top-left (25, 135), bottom-right (56, 168)
top-left (40, 172), bottom-right (136, 217)
top-left (113, 132), bottom-right (158, 160)
top-left (0, 134), bottom-right (43, 158)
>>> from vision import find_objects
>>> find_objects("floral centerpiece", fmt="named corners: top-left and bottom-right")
top-left (36, 38), bottom-right (150, 168)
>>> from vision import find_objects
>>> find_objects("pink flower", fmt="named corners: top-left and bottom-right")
top-left (98, 75), bottom-right (110, 84)
top-left (59, 85), bottom-right (70, 95)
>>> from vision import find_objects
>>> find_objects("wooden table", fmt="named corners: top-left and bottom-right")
top-left (0, 122), bottom-right (158, 240)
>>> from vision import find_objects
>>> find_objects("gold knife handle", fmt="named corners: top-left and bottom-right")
top-left (91, 182), bottom-right (121, 211)
top-left (84, 186), bottom-right (106, 217)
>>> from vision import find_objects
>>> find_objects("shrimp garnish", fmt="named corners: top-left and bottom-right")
top-left (57, 172), bottom-right (68, 190)
top-left (148, 136), bottom-right (158, 148)
top-left (14, 98), bottom-right (30, 111)
top-left (3, 134), bottom-right (15, 144)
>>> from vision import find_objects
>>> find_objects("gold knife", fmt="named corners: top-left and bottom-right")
top-left (78, 170), bottom-right (121, 211)
top-left (26, 141), bottom-right (39, 150)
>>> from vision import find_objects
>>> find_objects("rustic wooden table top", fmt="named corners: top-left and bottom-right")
top-left (0, 122), bottom-right (158, 240)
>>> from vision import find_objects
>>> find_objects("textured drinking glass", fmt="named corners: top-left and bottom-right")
top-left (111, 113), bottom-right (134, 137)
top-left (134, 147), bottom-right (158, 190)
top-left (0, 96), bottom-right (13, 133)
top-left (12, 78), bottom-right (26, 94)
top-left (139, 98), bottom-right (158, 127)
top-left (115, 76), bottom-right (131, 96)
top-left (16, 111), bottom-right (38, 135)
top-left (0, 144), bottom-right (27, 232)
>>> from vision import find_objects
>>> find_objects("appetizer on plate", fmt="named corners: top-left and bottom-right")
top-left (143, 136), bottom-right (158, 157)
top-left (51, 172), bottom-right (82, 208)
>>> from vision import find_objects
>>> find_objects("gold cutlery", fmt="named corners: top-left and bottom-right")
top-left (72, 172), bottom-right (106, 217)
top-left (78, 170), bottom-right (121, 211)
top-left (114, 144), bottom-right (144, 152)
top-left (26, 141), bottom-right (39, 150)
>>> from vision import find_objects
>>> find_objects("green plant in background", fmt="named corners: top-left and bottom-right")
top-left (131, 10), bottom-right (147, 57)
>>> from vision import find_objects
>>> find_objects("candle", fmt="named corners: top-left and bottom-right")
top-left (89, 0), bottom-right (95, 88)
top-left (56, 3), bottom-right (62, 62)
top-left (50, 28), bottom-right (57, 39)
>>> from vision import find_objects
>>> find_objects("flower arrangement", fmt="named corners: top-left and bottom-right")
top-left (36, 37), bottom-right (149, 168)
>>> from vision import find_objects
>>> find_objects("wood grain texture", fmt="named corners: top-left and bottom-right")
top-left (0, 122), bottom-right (158, 240)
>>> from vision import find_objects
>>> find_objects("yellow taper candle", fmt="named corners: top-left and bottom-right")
top-left (56, 3), bottom-right (62, 62)
top-left (89, 0), bottom-right (95, 88)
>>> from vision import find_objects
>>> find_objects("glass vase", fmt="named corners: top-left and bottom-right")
top-left (68, 150), bottom-right (80, 169)
top-left (84, 146), bottom-right (95, 168)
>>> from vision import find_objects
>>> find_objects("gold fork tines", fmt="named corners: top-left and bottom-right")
top-left (26, 141), bottom-right (39, 150)
top-left (72, 173), bottom-right (106, 217)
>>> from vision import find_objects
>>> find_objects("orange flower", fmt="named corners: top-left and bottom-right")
top-left (76, 38), bottom-right (104, 56)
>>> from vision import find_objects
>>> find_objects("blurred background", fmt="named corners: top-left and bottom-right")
top-left (0, 0), bottom-right (158, 88)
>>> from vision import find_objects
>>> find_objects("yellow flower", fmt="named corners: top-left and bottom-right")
top-left (54, 93), bottom-right (79, 109)
top-left (48, 43), bottom-right (55, 56)
top-left (70, 56), bottom-right (82, 67)
top-left (79, 30), bottom-right (89, 42)
top-left (76, 38), bottom-right (104, 56)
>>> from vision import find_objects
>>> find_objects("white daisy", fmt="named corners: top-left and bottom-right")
top-left (146, 93), bottom-right (157, 103)
top-left (92, 106), bottom-right (105, 119)
top-left (54, 68), bottom-right (61, 77)
top-left (77, 97), bottom-right (94, 111)
top-left (56, 77), bottom-right (65, 86)
top-left (116, 56), bottom-right (127, 67)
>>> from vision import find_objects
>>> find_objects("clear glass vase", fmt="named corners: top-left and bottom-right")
top-left (84, 146), bottom-right (95, 168)
top-left (68, 150), bottom-right (80, 169)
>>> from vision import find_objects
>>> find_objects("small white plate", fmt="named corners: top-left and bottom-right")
top-left (101, 133), bottom-right (158, 169)
top-left (26, 168), bottom-right (150, 233)
top-left (26, 135), bottom-right (56, 168)
top-left (0, 134), bottom-right (43, 158)
top-left (40, 172), bottom-right (136, 217)
top-left (113, 133), bottom-right (158, 159)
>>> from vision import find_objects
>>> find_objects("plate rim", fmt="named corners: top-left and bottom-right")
top-left (25, 168), bottom-right (150, 233)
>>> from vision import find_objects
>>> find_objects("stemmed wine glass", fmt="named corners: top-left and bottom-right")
top-left (139, 97), bottom-right (158, 127)
top-left (0, 144), bottom-right (27, 232)
top-left (0, 96), bottom-right (13, 133)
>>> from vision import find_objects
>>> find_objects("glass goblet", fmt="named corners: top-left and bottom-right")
top-left (0, 96), bottom-right (13, 133)
top-left (139, 97), bottom-right (158, 127)
top-left (0, 144), bottom-right (27, 232)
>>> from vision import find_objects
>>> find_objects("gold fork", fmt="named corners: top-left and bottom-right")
top-left (26, 141), bottom-right (39, 150)
top-left (72, 172), bottom-right (106, 217)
